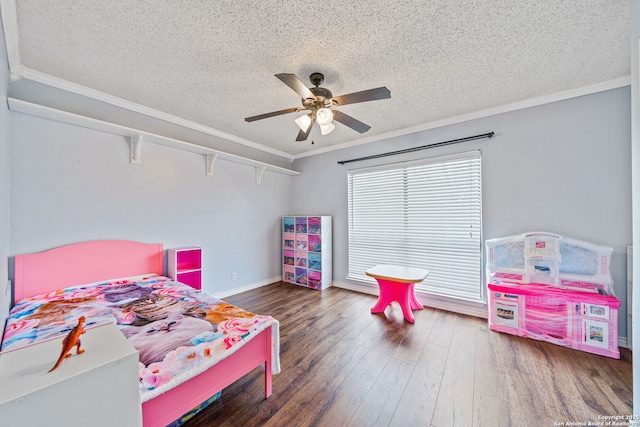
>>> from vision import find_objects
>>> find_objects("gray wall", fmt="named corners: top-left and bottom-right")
top-left (0, 19), bottom-right (10, 322)
top-left (8, 112), bottom-right (293, 296)
top-left (292, 86), bottom-right (632, 337)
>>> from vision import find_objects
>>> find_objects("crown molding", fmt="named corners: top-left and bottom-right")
top-left (0, 0), bottom-right (19, 72)
top-left (0, 0), bottom-right (294, 161)
top-left (14, 67), bottom-right (295, 161)
top-left (292, 75), bottom-right (632, 160)
top-left (0, 0), bottom-right (293, 161)
top-left (2, 0), bottom-right (630, 163)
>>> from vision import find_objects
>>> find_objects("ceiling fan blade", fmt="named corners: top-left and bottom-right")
top-left (332, 110), bottom-right (371, 133)
top-left (275, 73), bottom-right (316, 100)
top-left (331, 87), bottom-right (391, 106)
top-left (296, 115), bottom-right (315, 141)
top-left (245, 107), bottom-right (302, 122)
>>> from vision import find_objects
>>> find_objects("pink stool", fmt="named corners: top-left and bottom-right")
top-left (366, 265), bottom-right (429, 323)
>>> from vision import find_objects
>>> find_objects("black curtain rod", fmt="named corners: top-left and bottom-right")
top-left (337, 132), bottom-right (494, 165)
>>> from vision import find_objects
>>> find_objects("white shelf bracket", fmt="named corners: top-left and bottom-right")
top-left (130, 135), bottom-right (142, 164)
top-left (255, 165), bottom-right (267, 184)
top-left (205, 153), bottom-right (218, 176)
top-left (7, 98), bottom-right (302, 177)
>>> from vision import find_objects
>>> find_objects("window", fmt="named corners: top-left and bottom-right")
top-left (347, 150), bottom-right (483, 302)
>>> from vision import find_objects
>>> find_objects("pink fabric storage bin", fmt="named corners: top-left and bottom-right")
top-left (283, 233), bottom-right (295, 250)
top-left (283, 250), bottom-right (294, 266)
top-left (283, 265), bottom-right (295, 283)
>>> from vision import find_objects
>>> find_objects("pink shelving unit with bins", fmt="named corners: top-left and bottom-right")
top-left (486, 232), bottom-right (620, 358)
top-left (283, 216), bottom-right (332, 290)
top-left (167, 246), bottom-right (202, 290)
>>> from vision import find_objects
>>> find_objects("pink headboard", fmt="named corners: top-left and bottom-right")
top-left (13, 240), bottom-right (164, 303)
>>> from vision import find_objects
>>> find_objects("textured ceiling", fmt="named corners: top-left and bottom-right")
top-left (7, 0), bottom-right (631, 157)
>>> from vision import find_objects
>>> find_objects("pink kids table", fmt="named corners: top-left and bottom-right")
top-left (366, 265), bottom-right (429, 323)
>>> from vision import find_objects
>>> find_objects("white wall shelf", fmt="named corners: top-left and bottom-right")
top-left (7, 98), bottom-right (301, 183)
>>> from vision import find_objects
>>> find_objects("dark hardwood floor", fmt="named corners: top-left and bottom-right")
top-left (185, 281), bottom-right (633, 427)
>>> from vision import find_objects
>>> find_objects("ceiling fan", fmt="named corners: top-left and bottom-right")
top-left (245, 73), bottom-right (391, 142)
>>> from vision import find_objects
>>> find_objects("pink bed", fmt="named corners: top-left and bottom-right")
top-left (6, 240), bottom-right (277, 427)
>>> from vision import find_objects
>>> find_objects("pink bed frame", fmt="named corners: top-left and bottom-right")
top-left (12, 240), bottom-right (273, 427)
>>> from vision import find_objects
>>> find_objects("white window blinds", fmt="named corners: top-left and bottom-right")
top-left (347, 151), bottom-right (483, 302)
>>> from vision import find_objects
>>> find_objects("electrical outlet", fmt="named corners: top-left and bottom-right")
top-left (231, 273), bottom-right (237, 281)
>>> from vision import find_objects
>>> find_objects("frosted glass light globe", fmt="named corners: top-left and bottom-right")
top-left (320, 123), bottom-right (335, 135)
top-left (294, 114), bottom-right (312, 131)
top-left (315, 108), bottom-right (333, 126)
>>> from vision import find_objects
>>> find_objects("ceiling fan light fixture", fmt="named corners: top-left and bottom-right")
top-left (245, 73), bottom-right (390, 142)
top-left (319, 122), bottom-right (335, 135)
top-left (294, 113), bottom-right (312, 131)
top-left (315, 108), bottom-right (333, 126)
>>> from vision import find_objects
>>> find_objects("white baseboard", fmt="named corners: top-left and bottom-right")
top-left (619, 336), bottom-right (629, 349)
top-left (416, 292), bottom-right (488, 319)
top-left (213, 275), bottom-right (281, 299)
top-left (215, 277), bottom-right (630, 349)
top-left (332, 279), bottom-right (489, 319)
top-left (332, 279), bottom-right (378, 296)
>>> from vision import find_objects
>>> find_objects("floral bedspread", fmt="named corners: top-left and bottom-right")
top-left (1, 275), bottom-right (279, 401)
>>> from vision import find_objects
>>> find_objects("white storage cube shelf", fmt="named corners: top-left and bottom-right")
top-left (167, 246), bottom-right (202, 290)
top-left (282, 216), bottom-right (332, 290)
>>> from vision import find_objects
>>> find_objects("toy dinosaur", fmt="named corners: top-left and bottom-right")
top-left (48, 316), bottom-right (86, 373)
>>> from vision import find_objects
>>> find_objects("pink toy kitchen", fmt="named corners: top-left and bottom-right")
top-left (486, 232), bottom-right (620, 358)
